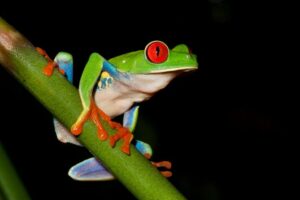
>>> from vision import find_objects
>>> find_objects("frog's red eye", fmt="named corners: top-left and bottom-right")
top-left (145, 41), bottom-right (169, 63)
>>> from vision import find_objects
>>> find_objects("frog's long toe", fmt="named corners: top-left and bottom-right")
top-left (90, 100), bottom-right (109, 140)
top-left (152, 161), bottom-right (172, 178)
top-left (36, 47), bottom-right (60, 76)
top-left (71, 99), bottom-right (108, 140)
top-left (160, 171), bottom-right (173, 178)
top-left (134, 140), bottom-right (172, 177)
top-left (152, 161), bottom-right (172, 169)
top-left (94, 102), bottom-right (134, 154)
top-left (109, 124), bottom-right (134, 155)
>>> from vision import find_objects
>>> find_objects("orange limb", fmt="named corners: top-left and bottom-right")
top-left (91, 102), bottom-right (134, 154)
top-left (142, 155), bottom-right (172, 178)
top-left (95, 107), bottom-right (134, 154)
top-left (36, 48), bottom-right (134, 154)
top-left (151, 161), bottom-right (173, 178)
top-left (108, 121), bottom-right (133, 154)
top-left (152, 161), bottom-right (173, 178)
top-left (36, 47), bottom-right (64, 76)
top-left (71, 99), bottom-right (108, 141)
top-left (71, 99), bottom-right (134, 154)
top-left (160, 171), bottom-right (173, 178)
top-left (151, 161), bottom-right (172, 169)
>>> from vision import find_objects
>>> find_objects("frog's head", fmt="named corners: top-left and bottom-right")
top-left (109, 41), bottom-right (198, 74)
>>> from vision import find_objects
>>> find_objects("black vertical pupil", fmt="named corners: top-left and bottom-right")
top-left (155, 46), bottom-right (160, 57)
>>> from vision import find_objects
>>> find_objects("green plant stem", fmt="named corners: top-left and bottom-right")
top-left (0, 143), bottom-right (31, 200)
top-left (0, 17), bottom-right (186, 200)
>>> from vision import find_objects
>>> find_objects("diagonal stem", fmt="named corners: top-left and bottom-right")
top-left (0, 143), bottom-right (31, 200)
top-left (0, 17), bottom-right (186, 200)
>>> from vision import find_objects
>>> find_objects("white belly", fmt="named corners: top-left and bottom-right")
top-left (94, 72), bottom-right (177, 118)
top-left (94, 80), bottom-right (151, 118)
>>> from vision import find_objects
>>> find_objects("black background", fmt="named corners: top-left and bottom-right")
top-left (0, 1), bottom-right (297, 199)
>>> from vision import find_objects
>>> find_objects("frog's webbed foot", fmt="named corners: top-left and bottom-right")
top-left (71, 99), bottom-right (134, 154)
top-left (36, 47), bottom-right (65, 76)
top-left (87, 101), bottom-right (134, 154)
top-left (71, 99), bottom-right (109, 141)
top-left (108, 121), bottom-right (133, 155)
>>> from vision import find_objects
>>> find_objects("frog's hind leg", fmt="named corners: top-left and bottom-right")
top-left (67, 140), bottom-right (171, 181)
top-left (68, 157), bottom-right (114, 181)
top-left (135, 140), bottom-right (172, 178)
top-left (122, 106), bottom-right (172, 177)
top-left (52, 52), bottom-right (79, 145)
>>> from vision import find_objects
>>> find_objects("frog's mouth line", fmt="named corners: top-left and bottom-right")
top-left (149, 66), bottom-right (198, 74)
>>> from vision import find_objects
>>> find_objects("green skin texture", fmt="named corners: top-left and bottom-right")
top-left (0, 17), bottom-right (199, 199)
top-left (109, 43), bottom-right (197, 73)
top-left (73, 42), bottom-right (198, 132)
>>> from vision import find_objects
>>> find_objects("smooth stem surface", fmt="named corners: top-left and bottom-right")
top-left (0, 143), bottom-right (31, 200)
top-left (0, 17), bottom-right (186, 200)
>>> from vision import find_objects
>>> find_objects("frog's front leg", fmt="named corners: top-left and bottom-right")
top-left (38, 49), bottom-right (133, 154)
top-left (70, 53), bottom-right (110, 140)
top-left (70, 53), bottom-right (133, 154)
top-left (36, 47), bottom-right (64, 76)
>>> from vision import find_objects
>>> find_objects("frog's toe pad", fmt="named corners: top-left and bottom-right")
top-left (68, 157), bottom-right (114, 181)
top-left (135, 140), bottom-right (153, 158)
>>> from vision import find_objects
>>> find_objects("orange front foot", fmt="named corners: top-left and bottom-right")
top-left (89, 102), bottom-right (134, 154)
top-left (36, 47), bottom-right (64, 76)
top-left (71, 99), bottom-right (134, 154)
top-left (71, 99), bottom-right (109, 141)
top-left (109, 125), bottom-right (134, 155)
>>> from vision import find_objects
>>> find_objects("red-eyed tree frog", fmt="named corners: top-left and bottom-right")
top-left (38, 41), bottom-right (198, 181)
